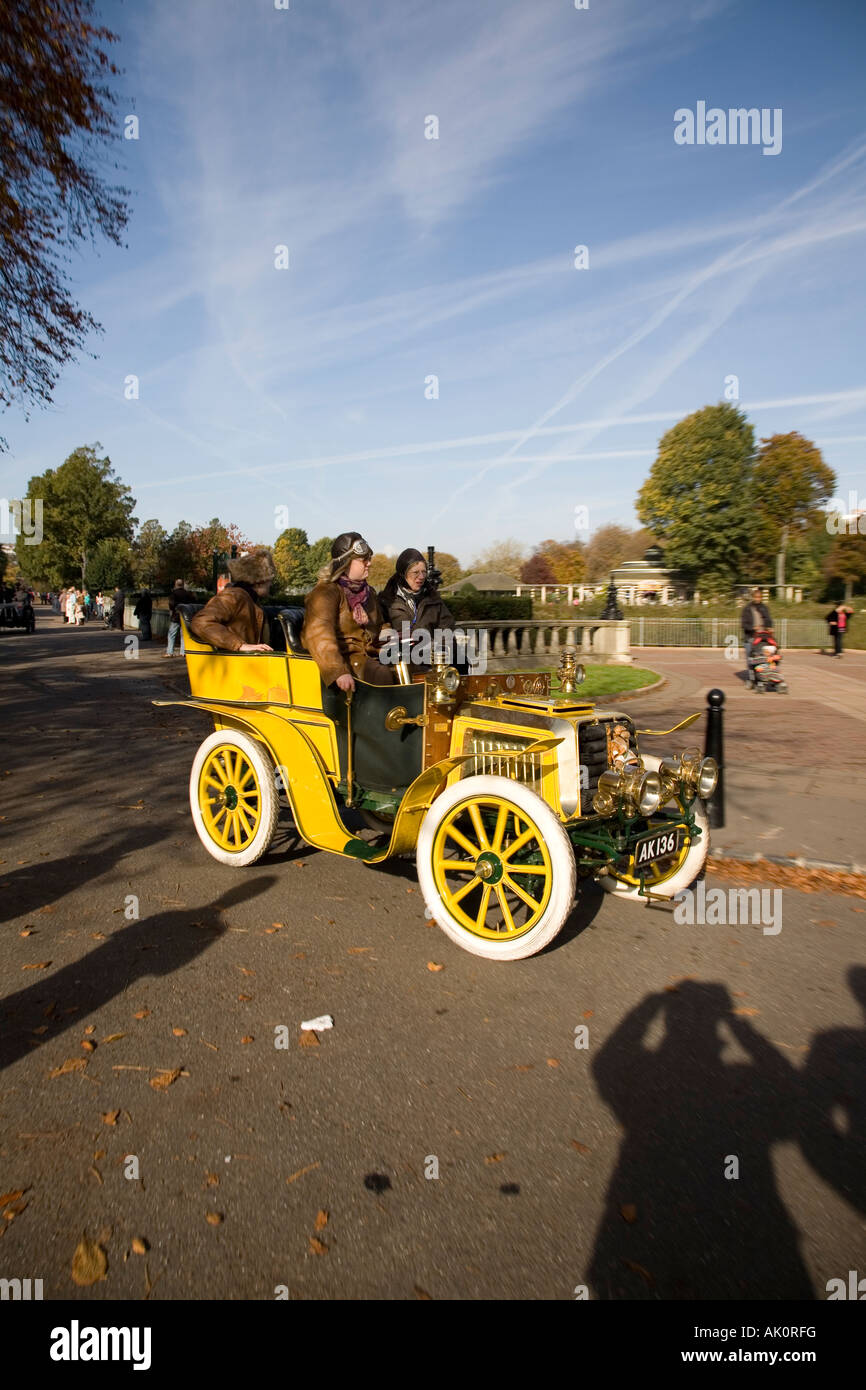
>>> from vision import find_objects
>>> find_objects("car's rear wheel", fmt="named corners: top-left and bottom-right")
top-left (600, 753), bottom-right (709, 899)
top-left (190, 730), bottom-right (279, 866)
top-left (417, 775), bottom-right (576, 960)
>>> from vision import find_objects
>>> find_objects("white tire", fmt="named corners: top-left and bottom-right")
top-left (417, 775), bottom-right (577, 961)
top-left (190, 729), bottom-right (279, 867)
top-left (600, 753), bottom-right (710, 899)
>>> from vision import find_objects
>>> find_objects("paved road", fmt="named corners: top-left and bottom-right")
top-left (0, 614), bottom-right (864, 1300)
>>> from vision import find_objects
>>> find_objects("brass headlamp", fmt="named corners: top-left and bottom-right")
top-left (557, 647), bottom-right (586, 695)
top-left (656, 749), bottom-right (719, 802)
top-left (430, 660), bottom-right (460, 707)
top-left (592, 766), bottom-right (661, 817)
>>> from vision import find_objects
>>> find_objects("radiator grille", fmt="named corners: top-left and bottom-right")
top-left (460, 732), bottom-right (545, 791)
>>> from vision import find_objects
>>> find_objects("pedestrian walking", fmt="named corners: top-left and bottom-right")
top-left (741, 587), bottom-right (773, 642)
top-left (74, 590), bottom-right (85, 625)
top-left (95, 590), bottom-right (104, 620)
top-left (83, 590), bottom-right (92, 621)
top-left (826, 602), bottom-right (853, 658)
top-left (165, 578), bottom-right (196, 657)
top-left (110, 587), bottom-right (125, 630)
top-left (65, 589), bottom-right (77, 624)
top-left (134, 589), bottom-right (153, 641)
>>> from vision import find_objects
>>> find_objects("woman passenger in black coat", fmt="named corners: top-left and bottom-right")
top-left (380, 548), bottom-right (457, 669)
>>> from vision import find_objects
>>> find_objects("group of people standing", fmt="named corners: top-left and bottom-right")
top-left (56, 587), bottom-right (105, 624)
top-left (189, 533), bottom-right (454, 689)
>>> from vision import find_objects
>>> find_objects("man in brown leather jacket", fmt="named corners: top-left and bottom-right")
top-left (189, 549), bottom-right (276, 653)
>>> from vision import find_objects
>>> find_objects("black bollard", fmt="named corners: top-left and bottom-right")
top-left (704, 688), bottom-right (725, 828)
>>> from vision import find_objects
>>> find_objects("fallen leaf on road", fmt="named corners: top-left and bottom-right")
top-left (101, 1033), bottom-right (126, 1044)
top-left (204, 1173), bottom-right (220, 1188)
top-left (205, 1212), bottom-right (223, 1226)
top-left (149, 1067), bottom-right (182, 1091)
top-left (484, 1153), bottom-right (506, 1164)
top-left (0, 1190), bottom-right (24, 1209)
top-left (299, 1030), bottom-right (319, 1048)
top-left (583, 1010), bottom-right (594, 1019)
top-left (286, 1162), bottom-right (320, 1185)
top-left (102, 1110), bottom-right (120, 1126)
top-left (620, 1204), bottom-right (638, 1224)
top-left (239, 967), bottom-right (254, 976)
top-left (71, 1235), bottom-right (108, 1286)
top-left (308, 1236), bottom-right (328, 1255)
top-left (81, 1040), bottom-right (96, 1053)
top-left (427, 962), bottom-right (444, 972)
top-left (514, 1064), bottom-right (534, 1072)
top-left (314, 1209), bottom-right (329, 1231)
top-left (84, 1025), bottom-right (95, 1036)
top-left (348, 947), bottom-right (373, 954)
top-left (546, 1058), bottom-right (559, 1067)
top-left (133, 1009), bottom-right (150, 1020)
top-left (241, 1036), bottom-right (254, 1045)
top-left (131, 1237), bottom-right (148, 1255)
top-left (237, 994), bottom-right (252, 1002)
top-left (49, 1058), bottom-right (87, 1078)
top-left (172, 1027), bottom-right (187, 1037)
top-left (89, 1165), bottom-right (103, 1186)
top-left (93, 1150), bottom-right (106, 1161)
top-left (571, 1141), bottom-right (591, 1155)
top-left (733, 1007), bottom-right (760, 1017)
top-left (414, 1285), bottom-right (432, 1299)
top-left (22, 961), bottom-right (52, 970)
top-left (19, 928), bottom-right (34, 937)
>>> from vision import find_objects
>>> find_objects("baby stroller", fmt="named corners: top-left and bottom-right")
top-left (746, 629), bottom-right (788, 693)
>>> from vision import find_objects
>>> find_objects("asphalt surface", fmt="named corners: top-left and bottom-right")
top-left (0, 612), bottom-right (864, 1301)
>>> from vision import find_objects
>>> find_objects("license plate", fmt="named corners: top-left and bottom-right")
top-left (633, 829), bottom-right (681, 869)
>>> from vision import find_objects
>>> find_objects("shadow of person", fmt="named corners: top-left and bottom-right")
top-left (799, 965), bottom-right (866, 1215)
top-left (0, 878), bottom-right (275, 1073)
top-left (585, 980), bottom-right (814, 1299)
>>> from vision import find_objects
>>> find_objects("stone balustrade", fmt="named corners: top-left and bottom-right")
top-left (457, 619), bottom-right (631, 669)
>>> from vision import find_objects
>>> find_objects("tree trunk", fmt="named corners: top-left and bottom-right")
top-left (845, 579), bottom-right (853, 601)
top-left (775, 525), bottom-right (788, 597)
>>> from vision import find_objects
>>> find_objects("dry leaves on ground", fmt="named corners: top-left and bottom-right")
top-left (620, 1204), bottom-right (638, 1224)
top-left (308, 1236), bottom-right (328, 1255)
top-left (133, 1009), bottom-right (150, 1020)
top-left (101, 1033), bottom-right (126, 1044)
top-left (314, 1209), bottom-right (329, 1231)
top-left (101, 1110), bottom-right (120, 1126)
top-left (205, 1212), bottom-right (223, 1226)
top-left (49, 1058), bottom-right (87, 1078)
top-left (149, 1067), bottom-right (182, 1091)
top-left (131, 1237), bottom-right (148, 1255)
top-left (286, 1162), bottom-right (320, 1185)
top-left (172, 1027), bottom-right (187, 1036)
top-left (571, 1140), bottom-right (591, 1155)
top-left (71, 1235), bottom-right (108, 1286)
top-left (299, 1030), bottom-right (319, 1048)
top-left (427, 962), bottom-right (444, 972)
top-left (22, 961), bottom-right (52, 970)
top-left (484, 1153), bottom-right (506, 1164)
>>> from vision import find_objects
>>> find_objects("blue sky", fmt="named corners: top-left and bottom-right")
top-left (2, 0), bottom-right (865, 565)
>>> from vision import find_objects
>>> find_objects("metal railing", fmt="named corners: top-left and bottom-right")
top-left (628, 617), bottom-right (828, 648)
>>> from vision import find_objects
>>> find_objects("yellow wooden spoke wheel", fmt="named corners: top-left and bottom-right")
top-left (417, 776), bottom-right (576, 960)
top-left (189, 730), bottom-right (279, 866)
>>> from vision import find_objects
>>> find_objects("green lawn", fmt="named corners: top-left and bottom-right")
top-left (544, 665), bottom-right (661, 699)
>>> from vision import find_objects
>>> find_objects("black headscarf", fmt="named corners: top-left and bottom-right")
top-left (382, 548), bottom-right (425, 616)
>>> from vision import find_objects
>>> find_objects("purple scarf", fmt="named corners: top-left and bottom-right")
top-left (338, 576), bottom-right (371, 624)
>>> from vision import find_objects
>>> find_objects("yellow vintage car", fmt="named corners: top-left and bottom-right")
top-left (155, 607), bottom-right (717, 961)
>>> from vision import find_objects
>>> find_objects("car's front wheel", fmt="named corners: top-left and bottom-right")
top-left (417, 775), bottom-right (576, 960)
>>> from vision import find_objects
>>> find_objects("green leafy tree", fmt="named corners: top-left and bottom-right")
top-left (824, 531), bottom-right (866, 601)
top-left (161, 522), bottom-right (196, 586)
top-left (304, 536), bottom-right (334, 587)
top-left (0, 2), bottom-right (131, 450)
top-left (636, 403), bottom-right (756, 596)
top-left (24, 443), bottom-right (136, 584)
top-left (87, 536), bottom-right (135, 592)
top-left (184, 518), bottom-right (250, 587)
top-left (133, 519), bottom-right (168, 588)
top-left (751, 433), bottom-right (836, 588)
top-left (274, 526), bottom-right (311, 590)
top-left (537, 538), bottom-right (586, 585)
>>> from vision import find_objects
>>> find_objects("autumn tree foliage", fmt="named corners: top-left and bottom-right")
top-left (0, 1), bottom-right (131, 448)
